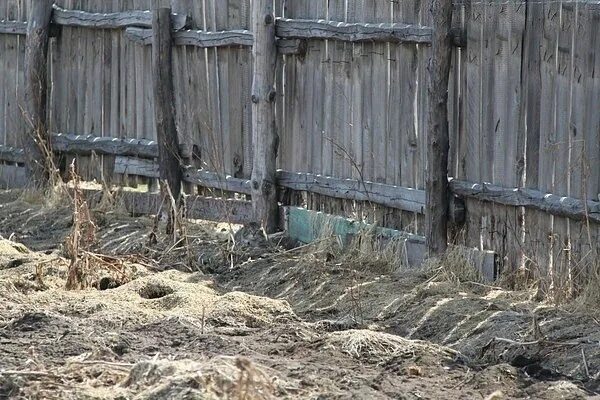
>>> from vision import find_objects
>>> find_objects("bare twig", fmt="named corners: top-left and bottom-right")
top-left (581, 348), bottom-right (590, 379)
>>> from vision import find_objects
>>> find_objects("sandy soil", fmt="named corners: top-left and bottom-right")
top-left (0, 188), bottom-right (599, 399)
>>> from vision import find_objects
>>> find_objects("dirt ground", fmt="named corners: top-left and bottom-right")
top-left (0, 188), bottom-right (599, 400)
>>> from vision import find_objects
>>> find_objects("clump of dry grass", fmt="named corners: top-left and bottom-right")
top-left (341, 229), bottom-right (409, 274)
top-left (322, 329), bottom-right (458, 365)
top-left (570, 259), bottom-right (600, 311)
top-left (425, 246), bottom-right (485, 287)
top-left (296, 215), bottom-right (408, 275)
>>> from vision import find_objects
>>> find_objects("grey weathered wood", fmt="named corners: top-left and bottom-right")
top-left (276, 38), bottom-right (307, 55)
top-left (0, 165), bottom-right (28, 189)
top-left (114, 156), bottom-right (159, 178)
top-left (2, 132), bottom-right (186, 165)
top-left (51, 133), bottom-right (159, 158)
top-left (152, 7), bottom-right (183, 227)
top-left (250, 0), bottom-right (279, 231)
top-left (426, 0), bottom-right (453, 256)
top-left (450, 179), bottom-right (600, 224)
top-left (182, 166), bottom-right (252, 195)
top-left (81, 187), bottom-right (257, 226)
top-left (449, 26), bottom-right (466, 47)
top-left (0, 145), bottom-right (25, 164)
top-left (52, 5), bottom-right (190, 31)
top-left (125, 27), bottom-right (254, 47)
top-left (23, 0), bottom-right (54, 186)
top-left (0, 20), bottom-right (27, 35)
top-left (182, 167), bottom-right (427, 212)
top-left (277, 170), bottom-right (426, 214)
top-left (275, 17), bottom-right (433, 44)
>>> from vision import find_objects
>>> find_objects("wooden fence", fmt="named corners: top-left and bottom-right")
top-left (0, 0), bottom-right (599, 292)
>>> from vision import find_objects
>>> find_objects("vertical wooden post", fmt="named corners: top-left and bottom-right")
top-left (23, 0), bottom-right (54, 186)
top-left (426, 0), bottom-right (453, 256)
top-left (250, 0), bottom-right (279, 232)
top-left (152, 7), bottom-right (182, 233)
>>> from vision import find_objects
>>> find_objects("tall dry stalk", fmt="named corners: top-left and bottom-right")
top-left (64, 161), bottom-right (97, 290)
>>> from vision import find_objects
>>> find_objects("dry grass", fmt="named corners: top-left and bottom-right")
top-left (424, 246), bottom-right (485, 287)
top-left (2, 355), bottom-right (283, 400)
top-left (296, 215), bottom-right (409, 275)
top-left (322, 329), bottom-right (459, 366)
top-left (570, 259), bottom-right (600, 311)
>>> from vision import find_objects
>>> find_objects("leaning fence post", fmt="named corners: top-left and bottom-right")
top-left (23, 0), bottom-right (54, 186)
top-left (426, 0), bottom-right (453, 256)
top-left (152, 7), bottom-right (182, 233)
top-left (250, 0), bottom-right (279, 232)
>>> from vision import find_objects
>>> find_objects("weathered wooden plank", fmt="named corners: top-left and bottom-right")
top-left (587, 9), bottom-right (600, 201)
top-left (189, 167), bottom-right (429, 213)
top-left (114, 155), bottom-right (158, 177)
top-left (0, 164), bottom-right (27, 188)
top-left (223, 0), bottom-right (246, 179)
top-left (370, 1), bottom-right (390, 185)
top-left (51, 133), bottom-right (158, 158)
top-left (202, 1), bottom-right (225, 176)
top-left (347, 1), bottom-right (364, 183)
top-left (275, 18), bottom-right (432, 44)
top-left (306, 0), bottom-right (325, 179)
top-left (0, 19), bottom-right (26, 34)
top-left (81, 187), bottom-right (257, 225)
top-left (216, 0), bottom-right (233, 178)
top-left (463, 1), bottom-right (482, 184)
top-left (240, 0), bottom-right (253, 179)
top-left (125, 26), bottom-right (254, 47)
top-left (450, 179), bottom-right (600, 224)
top-left (521, 2), bottom-right (543, 189)
top-left (0, 145), bottom-right (24, 163)
top-left (52, 5), bottom-right (190, 30)
top-left (277, 170), bottom-right (426, 213)
top-left (182, 166), bottom-right (252, 195)
top-left (276, 38), bottom-right (307, 55)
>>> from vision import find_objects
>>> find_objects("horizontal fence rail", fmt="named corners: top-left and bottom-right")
top-left (4, 133), bottom-right (600, 224)
top-left (125, 27), bottom-right (254, 47)
top-left (275, 18), bottom-right (433, 44)
top-left (51, 5), bottom-right (190, 30)
top-left (0, 20), bottom-right (27, 34)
